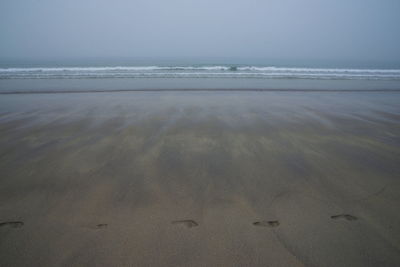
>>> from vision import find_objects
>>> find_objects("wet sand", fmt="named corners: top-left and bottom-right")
top-left (0, 91), bottom-right (400, 266)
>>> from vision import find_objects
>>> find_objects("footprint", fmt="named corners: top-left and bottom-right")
top-left (96, 224), bottom-right (108, 229)
top-left (0, 221), bottom-right (24, 228)
top-left (253, 220), bottom-right (280, 228)
top-left (331, 214), bottom-right (358, 221)
top-left (171, 220), bottom-right (198, 228)
top-left (85, 223), bottom-right (108, 230)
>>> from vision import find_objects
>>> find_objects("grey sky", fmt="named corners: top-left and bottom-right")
top-left (1, 0), bottom-right (399, 63)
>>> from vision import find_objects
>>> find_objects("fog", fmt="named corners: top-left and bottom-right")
top-left (1, 0), bottom-right (399, 63)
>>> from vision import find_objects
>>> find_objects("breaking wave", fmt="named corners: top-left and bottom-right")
top-left (1, 66), bottom-right (400, 80)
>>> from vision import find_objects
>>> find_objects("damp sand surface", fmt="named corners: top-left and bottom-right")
top-left (0, 91), bottom-right (400, 266)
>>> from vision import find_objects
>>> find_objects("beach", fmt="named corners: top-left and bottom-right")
top-left (0, 90), bottom-right (399, 266)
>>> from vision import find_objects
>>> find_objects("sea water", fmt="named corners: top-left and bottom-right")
top-left (1, 58), bottom-right (400, 93)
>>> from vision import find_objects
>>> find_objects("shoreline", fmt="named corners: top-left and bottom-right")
top-left (1, 88), bottom-right (400, 95)
top-left (2, 77), bottom-right (400, 94)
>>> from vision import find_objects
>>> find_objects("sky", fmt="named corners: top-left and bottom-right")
top-left (0, 0), bottom-right (400, 64)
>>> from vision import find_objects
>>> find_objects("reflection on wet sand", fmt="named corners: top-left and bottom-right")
top-left (0, 91), bottom-right (399, 267)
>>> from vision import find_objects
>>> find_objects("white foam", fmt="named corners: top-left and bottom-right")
top-left (1, 66), bottom-right (400, 80)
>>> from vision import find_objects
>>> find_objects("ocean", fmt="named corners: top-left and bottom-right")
top-left (2, 65), bottom-right (400, 80)
top-left (1, 59), bottom-right (400, 93)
